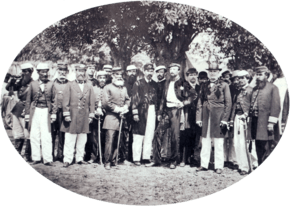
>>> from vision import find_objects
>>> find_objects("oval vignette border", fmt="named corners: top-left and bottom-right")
top-left (1, 0), bottom-right (290, 205)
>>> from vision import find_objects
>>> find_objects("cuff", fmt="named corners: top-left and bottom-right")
top-left (89, 113), bottom-right (94, 118)
top-left (132, 109), bottom-right (138, 115)
top-left (268, 116), bottom-right (278, 124)
top-left (25, 115), bottom-right (29, 119)
top-left (51, 114), bottom-right (56, 119)
top-left (63, 111), bottom-right (70, 117)
top-left (113, 106), bottom-right (122, 113)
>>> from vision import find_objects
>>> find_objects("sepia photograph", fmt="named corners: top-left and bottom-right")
top-left (0, 0), bottom-right (289, 205)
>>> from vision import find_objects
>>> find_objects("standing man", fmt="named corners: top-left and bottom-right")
top-left (87, 71), bottom-right (107, 164)
top-left (102, 67), bottom-right (130, 170)
top-left (6, 62), bottom-right (33, 161)
top-left (230, 71), bottom-right (257, 175)
top-left (61, 65), bottom-right (95, 167)
top-left (180, 68), bottom-right (199, 166)
top-left (248, 66), bottom-right (280, 166)
top-left (131, 63), bottom-right (158, 166)
top-left (196, 58), bottom-right (232, 174)
top-left (155, 65), bottom-right (167, 110)
top-left (103, 65), bottom-right (113, 84)
top-left (86, 63), bottom-right (98, 86)
top-left (25, 63), bottom-right (57, 166)
top-left (156, 63), bottom-right (190, 169)
top-left (51, 62), bottom-right (69, 162)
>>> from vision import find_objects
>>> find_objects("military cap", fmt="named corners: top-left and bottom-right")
top-left (169, 63), bottom-right (181, 69)
top-left (186, 68), bottom-right (198, 76)
top-left (254, 66), bottom-right (269, 73)
top-left (198, 71), bottom-right (208, 78)
top-left (126, 65), bottom-right (137, 71)
top-left (155, 65), bottom-right (167, 72)
top-left (57, 62), bottom-right (68, 69)
top-left (75, 65), bottom-right (86, 71)
top-left (36, 62), bottom-right (50, 70)
top-left (103, 65), bottom-right (113, 70)
top-left (20, 62), bottom-right (34, 70)
top-left (144, 63), bottom-right (154, 71)
top-left (112, 67), bottom-right (122, 72)
top-left (231, 70), bottom-right (239, 78)
top-left (96, 70), bottom-right (107, 77)
top-left (237, 70), bottom-right (249, 77)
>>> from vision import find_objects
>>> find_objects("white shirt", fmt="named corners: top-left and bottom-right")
top-left (166, 76), bottom-right (182, 108)
top-left (78, 83), bottom-right (84, 92)
top-left (39, 80), bottom-right (46, 92)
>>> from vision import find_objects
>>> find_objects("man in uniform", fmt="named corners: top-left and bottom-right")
top-left (87, 70), bottom-right (107, 164)
top-left (86, 63), bottom-right (98, 86)
top-left (230, 70), bottom-right (258, 175)
top-left (155, 65), bottom-right (167, 110)
top-left (6, 62), bottom-right (33, 161)
top-left (25, 63), bottom-right (57, 166)
top-left (180, 68), bottom-right (199, 166)
top-left (131, 63), bottom-right (158, 166)
top-left (196, 57), bottom-right (232, 174)
top-left (51, 62), bottom-right (69, 162)
top-left (102, 67), bottom-right (130, 170)
top-left (103, 65), bottom-right (113, 84)
top-left (156, 63), bottom-right (191, 169)
top-left (61, 65), bottom-right (95, 167)
top-left (248, 66), bottom-right (280, 166)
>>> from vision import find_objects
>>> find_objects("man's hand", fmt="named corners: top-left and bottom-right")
top-left (267, 123), bottom-right (275, 132)
top-left (25, 117), bottom-right (29, 122)
top-left (157, 115), bottom-right (162, 122)
top-left (238, 114), bottom-right (247, 122)
top-left (229, 121), bottom-right (234, 127)
top-left (177, 102), bottom-right (184, 109)
top-left (220, 121), bottom-right (228, 129)
top-left (89, 118), bottom-right (93, 124)
top-left (95, 108), bottom-right (104, 116)
top-left (120, 108), bottom-right (129, 115)
top-left (51, 117), bottom-right (56, 123)
top-left (196, 121), bottom-right (202, 127)
top-left (65, 116), bottom-right (71, 122)
top-left (133, 115), bottom-right (140, 122)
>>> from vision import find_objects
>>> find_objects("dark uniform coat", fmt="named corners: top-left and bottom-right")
top-left (131, 78), bottom-right (158, 135)
top-left (25, 80), bottom-right (57, 132)
top-left (196, 81), bottom-right (232, 138)
top-left (247, 82), bottom-right (280, 141)
top-left (183, 82), bottom-right (199, 129)
top-left (60, 80), bottom-right (95, 134)
top-left (156, 78), bottom-right (166, 110)
top-left (102, 82), bottom-right (130, 131)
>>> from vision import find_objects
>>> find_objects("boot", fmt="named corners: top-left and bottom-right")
top-left (14, 139), bottom-right (25, 155)
top-left (24, 139), bottom-right (32, 162)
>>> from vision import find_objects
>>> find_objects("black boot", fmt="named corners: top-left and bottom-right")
top-left (24, 139), bottom-right (32, 162)
top-left (15, 139), bottom-right (25, 155)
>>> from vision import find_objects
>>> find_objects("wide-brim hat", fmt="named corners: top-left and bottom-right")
top-left (237, 70), bottom-right (249, 77)
top-left (112, 67), bottom-right (122, 72)
top-left (126, 65), bottom-right (137, 71)
top-left (20, 62), bottom-right (34, 70)
top-left (231, 70), bottom-right (240, 78)
top-left (96, 70), bottom-right (107, 77)
top-left (155, 65), bottom-right (167, 72)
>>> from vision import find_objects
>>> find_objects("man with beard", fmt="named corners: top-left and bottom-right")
top-left (155, 65), bottom-right (167, 110)
top-left (102, 67), bottom-right (130, 170)
top-left (87, 71), bottom-right (107, 164)
top-left (61, 65), bottom-right (95, 167)
top-left (155, 63), bottom-right (191, 169)
top-left (179, 68), bottom-right (199, 167)
top-left (103, 65), bottom-right (113, 84)
top-left (25, 63), bottom-right (57, 166)
top-left (131, 63), bottom-right (158, 166)
top-left (51, 62), bottom-right (69, 162)
top-left (196, 58), bottom-right (232, 174)
top-left (6, 62), bottom-right (33, 161)
top-left (221, 70), bottom-right (232, 85)
top-left (86, 63), bottom-right (98, 86)
top-left (248, 66), bottom-right (280, 166)
top-left (198, 71), bottom-right (208, 84)
top-left (230, 71), bottom-right (258, 175)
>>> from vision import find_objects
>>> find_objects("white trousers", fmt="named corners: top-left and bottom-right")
top-left (224, 137), bottom-right (237, 164)
top-left (233, 115), bottom-right (258, 172)
top-left (12, 115), bottom-right (29, 139)
top-left (133, 105), bottom-right (156, 161)
top-left (200, 115), bottom-right (224, 169)
top-left (30, 107), bottom-right (52, 163)
top-left (63, 133), bottom-right (87, 164)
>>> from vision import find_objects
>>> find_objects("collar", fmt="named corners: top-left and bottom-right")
top-left (144, 77), bottom-right (151, 83)
top-left (188, 82), bottom-right (196, 89)
top-left (56, 78), bottom-right (68, 84)
top-left (76, 79), bottom-right (86, 84)
top-left (170, 75), bottom-right (180, 82)
top-left (158, 78), bottom-right (166, 83)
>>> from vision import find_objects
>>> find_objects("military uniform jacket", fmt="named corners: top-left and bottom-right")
top-left (131, 78), bottom-right (158, 135)
top-left (25, 80), bottom-right (57, 132)
top-left (247, 81), bottom-right (280, 141)
top-left (93, 84), bottom-right (106, 109)
top-left (156, 78), bottom-right (166, 110)
top-left (183, 82), bottom-right (199, 129)
top-left (60, 80), bottom-right (95, 134)
top-left (196, 81), bottom-right (232, 138)
top-left (102, 82), bottom-right (130, 131)
top-left (53, 79), bottom-right (68, 109)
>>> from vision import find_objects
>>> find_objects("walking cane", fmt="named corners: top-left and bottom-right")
top-left (242, 118), bottom-right (253, 173)
top-left (115, 115), bottom-right (124, 167)
top-left (98, 116), bottom-right (103, 165)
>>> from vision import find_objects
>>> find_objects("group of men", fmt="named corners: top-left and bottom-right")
top-left (5, 58), bottom-right (287, 175)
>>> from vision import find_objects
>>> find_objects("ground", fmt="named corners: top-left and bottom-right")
top-left (7, 130), bottom-right (245, 205)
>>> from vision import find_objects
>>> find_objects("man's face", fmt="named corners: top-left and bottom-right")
top-left (223, 73), bottom-right (231, 81)
top-left (208, 70), bottom-right (220, 82)
top-left (188, 73), bottom-right (198, 84)
top-left (87, 66), bottom-right (95, 76)
top-left (112, 71), bottom-right (123, 81)
top-left (238, 76), bottom-right (248, 87)
top-left (21, 69), bottom-right (31, 76)
top-left (126, 69), bottom-right (137, 77)
top-left (198, 77), bottom-right (208, 84)
top-left (38, 69), bottom-right (49, 82)
top-left (169, 66), bottom-right (179, 77)
top-left (255, 72), bottom-right (267, 82)
top-left (57, 68), bottom-right (68, 80)
top-left (232, 77), bottom-right (240, 87)
top-left (104, 69), bottom-right (112, 77)
top-left (97, 75), bottom-right (106, 87)
top-left (156, 69), bottom-right (166, 81)
top-left (76, 69), bottom-right (86, 81)
top-left (144, 69), bottom-right (154, 80)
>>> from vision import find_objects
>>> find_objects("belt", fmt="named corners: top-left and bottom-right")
top-left (36, 102), bottom-right (48, 108)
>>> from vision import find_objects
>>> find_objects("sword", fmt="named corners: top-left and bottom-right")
top-left (115, 115), bottom-right (124, 167)
top-left (242, 118), bottom-right (253, 173)
top-left (98, 116), bottom-right (103, 165)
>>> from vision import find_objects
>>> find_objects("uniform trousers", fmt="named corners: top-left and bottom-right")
top-left (224, 136), bottom-right (237, 164)
top-left (63, 133), bottom-right (87, 164)
top-left (104, 130), bottom-right (120, 164)
top-left (233, 114), bottom-right (258, 172)
top-left (200, 116), bottom-right (224, 169)
top-left (133, 105), bottom-right (156, 161)
top-left (30, 107), bottom-right (52, 163)
top-left (51, 109), bottom-right (65, 160)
